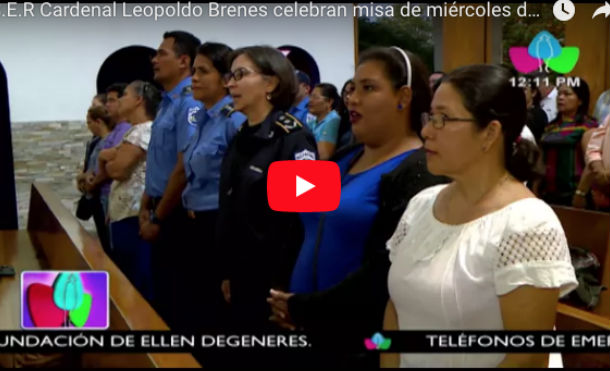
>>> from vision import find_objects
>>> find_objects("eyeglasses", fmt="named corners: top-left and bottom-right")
top-left (421, 112), bottom-right (477, 129)
top-left (310, 94), bottom-right (329, 101)
top-left (223, 67), bottom-right (259, 83)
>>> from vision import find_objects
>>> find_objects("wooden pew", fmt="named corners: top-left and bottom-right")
top-left (0, 231), bottom-right (42, 331)
top-left (552, 205), bottom-right (610, 368)
top-left (1, 182), bottom-right (200, 368)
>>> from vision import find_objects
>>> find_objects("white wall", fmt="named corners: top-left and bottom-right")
top-left (0, 3), bottom-right (355, 123)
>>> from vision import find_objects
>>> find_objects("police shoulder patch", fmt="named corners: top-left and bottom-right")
top-left (187, 106), bottom-right (201, 125)
top-left (220, 104), bottom-right (236, 117)
top-left (294, 149), bottom-right (316, 161)
top-left (275, 112), bottom-right (303, 133)
top-left (182, 85), bottom-right (193, 95)
top-left (305, 113), bottom-right (317, 125)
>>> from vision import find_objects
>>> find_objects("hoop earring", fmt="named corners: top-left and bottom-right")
top-left (266, 93), bottom-right (272, 101)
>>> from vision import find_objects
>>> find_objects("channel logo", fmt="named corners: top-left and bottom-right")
top-left (267, 160), bottom-right (341, 212)
top-left (509, 30), bottom-right (579, 74)
top-left (365, 332), bottom-right (392, 350)
top-left (21, 271), bottom-right (109, 330)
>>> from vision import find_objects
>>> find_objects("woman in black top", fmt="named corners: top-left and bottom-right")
top-left (524, 84), bottom-right (548, 143)
top-left (217, 46), bottom-right (318, 334)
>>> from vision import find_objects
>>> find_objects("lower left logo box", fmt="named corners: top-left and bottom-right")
top-left (21, 271), bottom-right (109, 330)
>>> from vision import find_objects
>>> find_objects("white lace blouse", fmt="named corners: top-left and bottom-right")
top-left (387, 184), bottom-right (578, 368)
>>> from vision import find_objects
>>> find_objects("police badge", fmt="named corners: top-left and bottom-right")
top-left (187, 106), bottom-right (200, 126)
top-left (294, 149), bottom-right (316, 161)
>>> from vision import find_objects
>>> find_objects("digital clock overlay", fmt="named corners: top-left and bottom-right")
top-left (21, 271), bottom-right (109, 330)
top-left (509, 30), bottom-right (579, 74)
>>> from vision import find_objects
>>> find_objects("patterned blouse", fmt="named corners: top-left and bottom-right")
top-left (108, 122), bottom-right (152, 222)
top-left (540, 115), bottom-right (598, 205)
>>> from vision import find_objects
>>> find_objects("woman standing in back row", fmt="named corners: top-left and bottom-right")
top-left (539, 80), bottom-right (598, 206)
top-left (306, 82), bottom-right (341, 160)
top-left (101, 80), bottom-right (161, 302)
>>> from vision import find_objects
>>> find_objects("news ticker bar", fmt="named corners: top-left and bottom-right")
top-left (0, 331), bottom-right (609, 353)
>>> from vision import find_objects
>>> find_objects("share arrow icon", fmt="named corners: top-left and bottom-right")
top-left (593, 2), bottom-right (610, 18)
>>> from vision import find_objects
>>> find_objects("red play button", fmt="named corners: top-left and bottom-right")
top-left (268, 161), bottom-right (341, 212)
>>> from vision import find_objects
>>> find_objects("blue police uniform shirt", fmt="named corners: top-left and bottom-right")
top-left (182, 95), bottom-right (245, 211)
top-left (289, 96), bottom-right (310, 125)
top-left (289, 147), bottom-right (416, 293)
top-left (145, 77), bottom-right (202, 198)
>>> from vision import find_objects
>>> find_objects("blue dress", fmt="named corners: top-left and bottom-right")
top-left (290, 147), bottom-right (416, 293)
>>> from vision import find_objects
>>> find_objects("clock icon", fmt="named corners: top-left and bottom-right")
top-left (553, 0), bottom-right (575, 21)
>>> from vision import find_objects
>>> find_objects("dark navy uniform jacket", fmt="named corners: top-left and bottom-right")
top-left (216, 110), bottom-right (317, 323)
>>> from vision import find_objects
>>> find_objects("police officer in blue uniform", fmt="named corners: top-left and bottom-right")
top-left (218, 47), bottom-right (318, 339)
top-left (138, 31), bottom-right (202, 324)
top-left (289, 70), bottom-right (313, 124)
top-left (174, 43), bottom-right (246, 338)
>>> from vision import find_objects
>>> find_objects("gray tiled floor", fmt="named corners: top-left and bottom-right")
top-left (11, 121), bottom-right (96, 232)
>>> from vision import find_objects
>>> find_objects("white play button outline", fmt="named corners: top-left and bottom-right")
top-left (296, 175), bottom-right (315, 197)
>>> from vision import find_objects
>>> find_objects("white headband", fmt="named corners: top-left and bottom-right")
top-left (390, 46), bottom-right (412, 88)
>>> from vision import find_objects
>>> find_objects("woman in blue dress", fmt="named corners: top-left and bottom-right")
top-left (268, 47), bottom-right (449, 367)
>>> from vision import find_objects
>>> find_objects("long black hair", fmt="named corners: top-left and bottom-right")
top-left (358, 47), bottom-right (431, 136)
top-left (445, 64), bottom-right (545, 182)
top-left (554, 78), bottom-right (591, 124)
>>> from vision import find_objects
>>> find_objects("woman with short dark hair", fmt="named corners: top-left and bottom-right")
top-left (218, 46), bottom-right (317, 335)
top-left (306, 82), bottom-right (341, 159)
top-left (383, 64), bottom-right (577, 368)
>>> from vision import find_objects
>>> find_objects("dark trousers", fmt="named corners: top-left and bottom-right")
top-left (229, 276), bottom-right (275, 332)
top-left (150, 205), bottom-right (186, 327)
top-left (150, 206), bottom-right (228, 329)
top-left (179, 209), bottom-right (226, 332)
top-left (110, 217), bottom-right (153, 303)
top-left (178, 210), bottom-right (229, 369)
top-left (92, 196), bottom-right (110, 254)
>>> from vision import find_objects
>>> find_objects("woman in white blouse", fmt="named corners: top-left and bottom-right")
top-left (383, 65), bottom-right (578, 368)
top-left (99, 80), bottom-right (161, 302)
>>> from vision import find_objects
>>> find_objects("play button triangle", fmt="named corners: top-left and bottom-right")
top-left (296, 175), bottom-right (315, 197)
